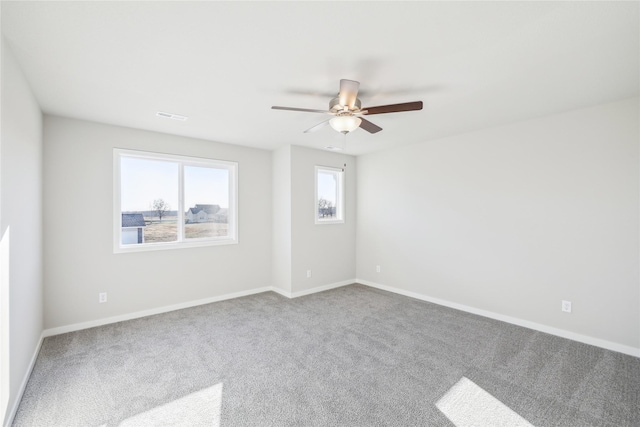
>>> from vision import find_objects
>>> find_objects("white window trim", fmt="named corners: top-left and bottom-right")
top-left (114, 148), bottom-right (238, 253)
top-left (315, 165), bottom-right (345, 225)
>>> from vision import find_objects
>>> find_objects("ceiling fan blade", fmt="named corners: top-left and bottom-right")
top-left (339, 79), bottom-right (360, 108)
top-left (304, 119), bottom-right (331, 133)
top-left (272, 106), bottom-right (330, 114)
top-left (359, 117), bottom-right (383, 134)
top-left (360, 101), bottom-right (423, 115)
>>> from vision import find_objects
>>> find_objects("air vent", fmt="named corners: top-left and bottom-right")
top-left (156, 111), bottom-right (188, 121)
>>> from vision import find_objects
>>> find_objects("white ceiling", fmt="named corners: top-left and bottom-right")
top-left (2, 1), bottom-right (638, 155)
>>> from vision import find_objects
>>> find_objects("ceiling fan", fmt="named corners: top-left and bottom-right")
top-left (272, 79), bottom-right (423, 135)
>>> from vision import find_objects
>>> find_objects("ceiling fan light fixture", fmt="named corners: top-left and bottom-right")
top-left (329, 116), bottom-right (361, 134)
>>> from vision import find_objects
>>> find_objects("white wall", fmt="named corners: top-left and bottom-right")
top-left (357, 98), bottom-right (640, 351)
top-left (290, 145), bottom-right (356, 294)
top-left (0, 39), bottom-right (43, 425)
top-left (271, 145), bottom-right (292, 293)
top-left (271, 145), bottom-right (356, 296)
top-left (43, 116), bottom-right (272, 329)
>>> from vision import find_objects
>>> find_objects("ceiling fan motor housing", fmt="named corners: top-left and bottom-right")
top-left (330, 97), bottom-right (361, 115)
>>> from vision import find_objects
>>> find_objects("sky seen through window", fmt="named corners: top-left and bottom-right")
top-left (120, 157), bottom-right (229, 212)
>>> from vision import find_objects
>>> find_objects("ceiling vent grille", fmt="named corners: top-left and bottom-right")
top-left (156, 111), bottom-right (188, 121)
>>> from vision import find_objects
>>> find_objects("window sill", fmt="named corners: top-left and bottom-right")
top-left (114, 238), bottom-right (238, 254)
top-left (315, 219), bottom-right (345, 225)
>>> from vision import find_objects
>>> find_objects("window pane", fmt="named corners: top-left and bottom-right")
top-left (115, 149), bottom-right (238, 252)
top-left (120, 157), bottom-right (178, 244)
top-left (317, 170), bottom-right (338, 220)
top-left (184, 165), bottom-right (229, 239)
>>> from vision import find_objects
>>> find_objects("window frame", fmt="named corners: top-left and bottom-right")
top-left (113, 148), bottom-right (238, 253)
top-left (314, 165), bottom-right (345, 225)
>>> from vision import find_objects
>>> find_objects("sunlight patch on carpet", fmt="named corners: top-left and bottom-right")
top-left (436, 377), bottom-right (534, 427)
top-left (115, 383), bottom-right (223, 426)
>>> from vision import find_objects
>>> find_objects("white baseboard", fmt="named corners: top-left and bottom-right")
top-left (357, 279), bottom-right (640, 358)
top-left (268, 280), bottom-right (354, 299)
top-left (290, 279), bottom-right (354, 298)
top-left (43, 286), bottom-right (273, 337)
top-left (42, 279), bottom-right (639, 358)
top-left (9, 278), bottom-right (638, 427)
top-left (42, 280), bottom-right (357, 338)
top-left (270, 287), bottom-right (291, 298)
top-left (4, 331), bottom-right (44, 427)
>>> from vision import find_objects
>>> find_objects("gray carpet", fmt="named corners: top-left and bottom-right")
top-left (13, 284), bottom-right (640, 426)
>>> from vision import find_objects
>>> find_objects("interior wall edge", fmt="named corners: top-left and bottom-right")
top-left (289, 279), bottom-right (354, 299)
top-left (2, 331), bottom-right (44, 427)
top-left (1, 36), bottom-right (44, 427)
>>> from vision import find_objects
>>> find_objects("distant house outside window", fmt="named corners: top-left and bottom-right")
top-left (114, 149), bottom-right (238, 253)
top-left (315, 166), bottom-right (344, 224)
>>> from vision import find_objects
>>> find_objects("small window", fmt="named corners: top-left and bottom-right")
top-left (315, 166), bottom-right (344, 224)
top-left (114, 149), bottom-right (238, 252)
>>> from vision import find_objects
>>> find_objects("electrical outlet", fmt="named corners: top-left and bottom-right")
top-left (376, 265), bottom-right (381, 273)
top-left (306, 270), bottom-right (312, 279)
top-left (561, 300), bottom-right (571, 313)
top-left (99, 292), bottom-right (107, 303)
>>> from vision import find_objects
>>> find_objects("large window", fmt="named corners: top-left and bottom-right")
top-left (114, 149), bottom-right (238, 252)
top-left (315, 166), bottom-right (344, 224)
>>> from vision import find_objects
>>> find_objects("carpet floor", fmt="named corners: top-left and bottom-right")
top-left (13, 284), bottom-right (640, 426)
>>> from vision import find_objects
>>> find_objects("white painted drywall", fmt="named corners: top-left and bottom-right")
top-left (0, 39), bottom-right (43, 425)
top-left (290, 145), bottom-right (356, 293)
top-left (272, 145), bottom-right (292, 293)
top-left (43, 116), bottom-right (272, 329)
top-left (356, 98), bottom-right (640, 349)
